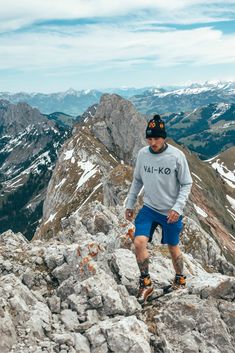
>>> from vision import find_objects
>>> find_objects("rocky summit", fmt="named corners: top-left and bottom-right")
top-left (0, 94), bottom-right (235, 353)
top-left (0, 203), bottom-right (235, 353)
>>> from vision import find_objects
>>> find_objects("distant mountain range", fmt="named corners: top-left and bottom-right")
top-left (0, 89), bottom-right (103, 116)
top-left (130, 81), bottom-right (235, 115)
top-left (1, 81), bottom-right (235, 116)
top-left (0, 88), bottom-right (150, 117)
top-left (163, 102), bottom-right (235, 159)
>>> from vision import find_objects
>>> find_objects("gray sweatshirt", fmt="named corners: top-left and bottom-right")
top-left (125, 144), bottom-right (193, 215)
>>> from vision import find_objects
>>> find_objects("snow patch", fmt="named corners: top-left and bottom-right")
top-left (76, 160), bottom-right (98, 190)
top-left (109, 153), bottom-right (118, 163)
top-left (45, 212), bottom-right (57, 224)
top-left (55, 178), bottom-right (66, 190)
top-left (193, 204), bottom-right (208, 218)
top-left (210, 103), bottom-right (231, 121)
top-left (226, 195), bottom-right (235, 210)
top-left (64, 149), bottom-right (74, 160)
top-left (227, 208), bottom-right (235, 221)
top-left (77, 182), bottom-right (103, 211)
top-left (192, 172), bottom-right (202, 182)
top-left (211, 159), bottom-right (235, 187)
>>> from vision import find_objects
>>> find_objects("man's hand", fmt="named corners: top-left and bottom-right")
top-left (125, 209), bottom-right (134, 221)
top-left (167, 210), bottom-right (180, 223)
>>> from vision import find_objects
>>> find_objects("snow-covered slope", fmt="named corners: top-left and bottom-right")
top-left (131, 80), bottom-right (235, 115)
top-left (206, 147), bottom-right (235, 223)
top-left (0, 100), bottom-right (70, 239)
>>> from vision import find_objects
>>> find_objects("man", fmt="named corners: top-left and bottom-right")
top-left (125, 114), bottom-right (193, 303)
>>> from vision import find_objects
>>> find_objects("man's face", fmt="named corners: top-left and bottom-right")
top-left (147, 137), bottom-right (165, 152)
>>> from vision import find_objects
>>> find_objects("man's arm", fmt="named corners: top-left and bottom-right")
top-left (171, 153), bottom-right (193, 215)
top-left (125, 152), bottom-right (143, 215)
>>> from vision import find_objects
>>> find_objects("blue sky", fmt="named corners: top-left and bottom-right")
top-left (0, 0), bottom-right (235, 92)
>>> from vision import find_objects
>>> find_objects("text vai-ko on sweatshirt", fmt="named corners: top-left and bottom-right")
top-left (125, 144), bottom-right (193, 215)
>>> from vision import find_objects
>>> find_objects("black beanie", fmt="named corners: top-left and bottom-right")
top-left (146, 114), bottom-right (167, 139)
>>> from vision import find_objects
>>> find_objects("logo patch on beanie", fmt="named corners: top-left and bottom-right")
top-left (160, 123), bottom-right (164, 129)
top-left (149, 121), bottom-right (156, 128)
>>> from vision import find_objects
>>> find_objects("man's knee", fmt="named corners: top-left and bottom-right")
top-left (168, 244), bottom-right (181, 257)
top-left (134, 236), bottom-right (148, 251)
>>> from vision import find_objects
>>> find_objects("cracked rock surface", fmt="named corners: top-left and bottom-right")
top-left (0, 202), bottom-right (235, 353)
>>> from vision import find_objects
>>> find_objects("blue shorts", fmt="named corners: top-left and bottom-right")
top-left (134, 205), bottom-right (183, 246)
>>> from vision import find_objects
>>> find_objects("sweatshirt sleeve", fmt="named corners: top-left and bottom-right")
top-left (125, 152), bottom-right (143, 209)
top-left (172, 153), bottom-right (193, 215)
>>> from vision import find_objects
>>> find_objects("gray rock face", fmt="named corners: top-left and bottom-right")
top-left (91, 94), bottom-right (146, 165)
top-left (103, 316), bottom-right (151, 353)
top-left (0, 305), bottom-right (17, 353)
top-left (109, 248), bottom-right (139, 294)
top-left (153, 294), bottom-right (235, 353)
top-left (181, 217), bottom-right (235, 276)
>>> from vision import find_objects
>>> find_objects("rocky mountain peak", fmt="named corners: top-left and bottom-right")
top-left (0, 100), bottom-right (55, 135)
top-left (0, 100), bottom-right (70, 239)
top-left (90, 94), bottom-right (147, 165)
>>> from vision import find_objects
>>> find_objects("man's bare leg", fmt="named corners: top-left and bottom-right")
top-left (167, 244), bottom-right (186, 289)
top-left (134, 236), bottom-right (153, 302)
top-left (168, 244), bottom-right (184, 274)
top-left (134, 236), bottom-right (149, 276)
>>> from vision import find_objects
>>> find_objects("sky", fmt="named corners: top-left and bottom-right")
top-left (0, 0), bottom-right (235, 92)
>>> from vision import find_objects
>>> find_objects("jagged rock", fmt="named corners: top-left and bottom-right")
top-left (73, 309), bottom-right (100, 333)
top-left (81, 270), bottom-right (126, 316)
top-left (102, 316), bottom-right (151, 353)
top-left (217, 301), bottom-right (235, 343)
top-left (74, 333), bottom-right (91, 353)
top-left (52, 333), bottom-right (75, 346)
top-left (27, 301), bottom-right (52, 339)
top-left (67, 294), bottom-right (87, 317)
top-left (85, 324), bottom-right (106, 349)
top-left (91, 342), bottom-right (108, 353)
top-left (109, 248), bottom-right (139, 293)
top-left (103, 164), bottom-right (133, 207)
top-left (60, 309), bottom-right (79, 331)
top-left (57, 277), bottom-right (76, 300)
top-left (44, 246), bottom-right (65, 270)
top-left (47, 296), bottom-right (61, 314)
top-left (88, 295), bottom-right (103, 309)
top-left (0, 307), bottom-right (17, 353)
top-left (91, 94), bottom-right (146, 165)
top-left (52, 263), bottom-right (71, 284)
top-left (1, 214), bottom-right (235, 353)
top-left (117, 285), bottom-right (141, 315)
top-left (207, 278), bottom-right (235, 301)
top-left (22, 268), bottom-right (35, 288)
top-left (154, 293), bottom-right (234, 353)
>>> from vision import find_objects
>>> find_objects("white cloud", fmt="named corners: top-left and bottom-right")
top-left (0, 24), bottom-right (234, 72)
top-left (0, 0), bottom-right (235, 32)
top-left (0, 0), bottom-right (234, 91)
